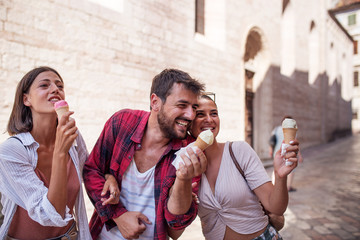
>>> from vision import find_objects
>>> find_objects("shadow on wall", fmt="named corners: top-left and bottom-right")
top-left (254, 65), bottom-right (352, 154)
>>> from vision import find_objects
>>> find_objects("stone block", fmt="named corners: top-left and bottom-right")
top-left (314, 225), bottom-right (333, 234)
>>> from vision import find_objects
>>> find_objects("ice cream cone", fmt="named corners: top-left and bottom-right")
top-left (281, 118), bottom-right (298, 166)
top-left (194, 137), bottom-right (210, 151)
top-left (193, 129), bottom-right (214, 151)
top-left (55, 106), bottom-right (69, 120)
top-left (54, 100), bottom-right (77, 146)
top-left (283, 128), bottom-right (297, 144)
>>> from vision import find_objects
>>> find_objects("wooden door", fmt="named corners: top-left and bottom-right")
top-left (245, 70), bottom-right (254, 147)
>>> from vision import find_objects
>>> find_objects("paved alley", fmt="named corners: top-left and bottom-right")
top-left (277, 133), bottom-right (360, 239)
top-left (180, 134), bottom-right (360, 240)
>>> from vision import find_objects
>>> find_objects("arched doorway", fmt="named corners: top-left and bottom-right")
top-left (243, 29), bottom-right (264, 147)
top-left (243, 27), bottom-right (272, 151)
top-left (244, 69), bottom-right (255, 146)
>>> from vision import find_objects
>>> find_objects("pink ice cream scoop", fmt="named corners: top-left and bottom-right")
top-left (54, 100), bottom-right (69, 120)
top-left (54, 100), bottom-right (68, 110)
top-left (54, 100), bottom-right (77, 146)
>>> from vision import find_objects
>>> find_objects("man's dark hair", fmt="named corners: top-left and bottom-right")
top-left (7, 66), bottom-right (63, 135)
top-left (150, 69), bottom-right (205, 105)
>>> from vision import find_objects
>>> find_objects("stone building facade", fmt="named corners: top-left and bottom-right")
top-left (0, 0), bottom-right (353, 159)
top-left (332, 1), bottom-right (360, 133)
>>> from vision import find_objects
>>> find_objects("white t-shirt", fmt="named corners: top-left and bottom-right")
top-left (99, 159), bottom-right (156, 240)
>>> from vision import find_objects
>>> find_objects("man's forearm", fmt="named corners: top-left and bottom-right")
top-left (167, 178), bottom-right (193, 215)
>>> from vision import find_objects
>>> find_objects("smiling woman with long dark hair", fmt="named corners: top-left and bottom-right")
top-left (0, 66), bottom-right (119, 240)
top-left (0, 66), bottom-right (90, 239)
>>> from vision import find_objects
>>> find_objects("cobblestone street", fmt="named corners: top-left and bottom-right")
top-left (84, 134), bottom-right (360, 239)
top-left (278, 133), bottom-right (360, 240)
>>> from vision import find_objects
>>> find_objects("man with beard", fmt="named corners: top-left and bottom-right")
top-left (83, 69), bottom-right (206, 240)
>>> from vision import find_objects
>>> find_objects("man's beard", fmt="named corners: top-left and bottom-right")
top-left (157, 106), bottom-right (188, 140)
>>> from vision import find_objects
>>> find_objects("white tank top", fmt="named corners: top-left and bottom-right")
top-left (99, 159), bottom-right (156, 240)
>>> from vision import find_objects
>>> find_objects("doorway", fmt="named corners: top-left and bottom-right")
top-left (245, 70), bottom-right (255, 146)
top-left (244, 30), bottom-right (262, 147)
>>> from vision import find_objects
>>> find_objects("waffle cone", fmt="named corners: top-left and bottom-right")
top-left (55, 106), bottom-right (69, 120)
top-left (193, 137), bottom-right (210, 151)
top-left (283, 128), bottom-right (297, 144)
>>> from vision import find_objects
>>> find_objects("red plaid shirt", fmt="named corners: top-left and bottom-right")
top-left (83, 109), bottom-right (199, 240)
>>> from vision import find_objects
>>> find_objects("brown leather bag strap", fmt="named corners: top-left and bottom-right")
top-left (229, 141), bottom-right (246, 181)
top-left (229, 142), bottom-right (285, 230)
top-left (229, 141), bottom-right (267, 211)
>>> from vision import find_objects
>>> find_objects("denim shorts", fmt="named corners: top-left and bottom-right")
top-left (252, 224), bottom-right (283, 240)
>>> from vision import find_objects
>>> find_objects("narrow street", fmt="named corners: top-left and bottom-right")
top-left (180, 134), bottom-right (360, 239)
top-left (278, 133), bottom-right (360, 239)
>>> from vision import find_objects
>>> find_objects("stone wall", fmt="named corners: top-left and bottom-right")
top-left (0, 0), bottom-right (353, 159)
